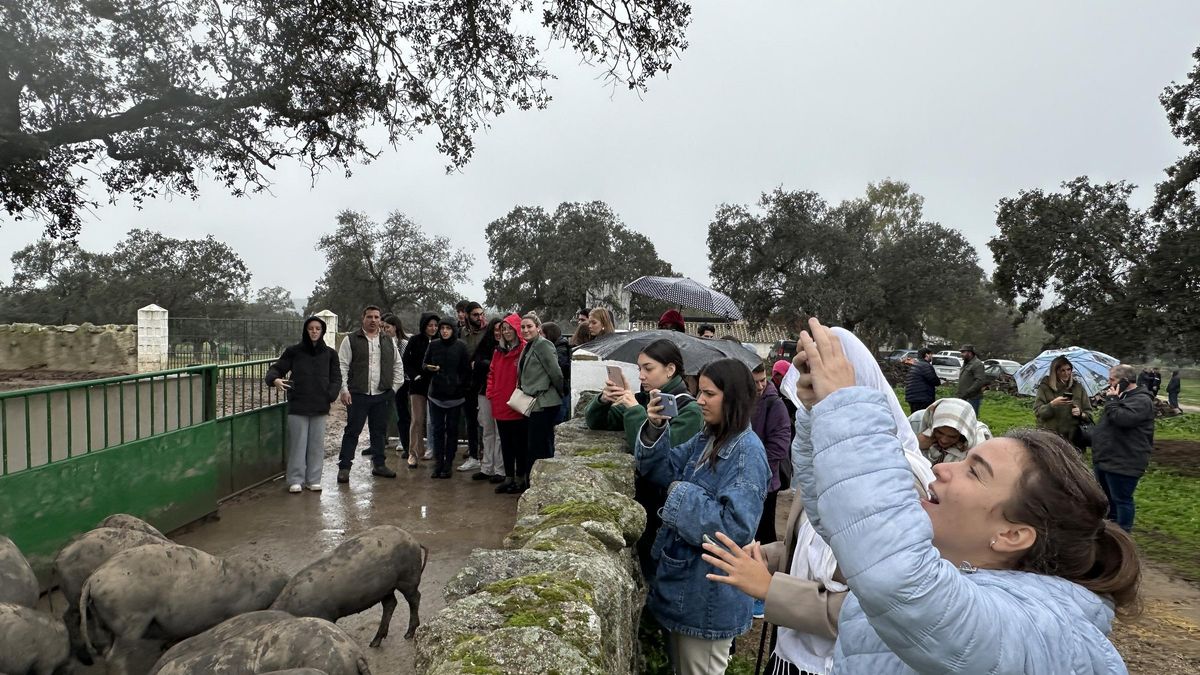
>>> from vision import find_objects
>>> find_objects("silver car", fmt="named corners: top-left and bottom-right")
top-left (933, 355), bottom-right (963, 382)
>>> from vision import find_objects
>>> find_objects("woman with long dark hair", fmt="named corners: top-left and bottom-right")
top-left (471, 318), bottom-right (505, 482)
top-left (705, 319), bottom-right (1140, 674)
top-left (265, 316), bottom-right (341, 492)
top-left (402, 313), bottom-right (439, 468)
top-left (382, 314), bottom-right (411, 458)
top-left (586, 339), bottom-right (703, 574)
top-left (635, 357), bottom-right (770, 674)
top-left (486, 314), bottom-right (527, 494)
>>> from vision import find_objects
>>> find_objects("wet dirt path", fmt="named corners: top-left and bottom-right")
top-left (171, 434), bottom-right (518, 675)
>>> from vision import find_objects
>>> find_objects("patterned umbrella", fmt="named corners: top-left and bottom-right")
top-left (1014, 347), bottom-right (1121, 397)
top-left (624, 276), bottom-right (743, 320)
top-left (580, 330), bottom-right (761, 375)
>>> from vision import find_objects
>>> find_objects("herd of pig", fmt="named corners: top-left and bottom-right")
top-left (0, 515), bottom-right (427, 675)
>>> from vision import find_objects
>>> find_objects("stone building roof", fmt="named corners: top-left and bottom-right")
top-left (629, 320), bottom-right (790, 344)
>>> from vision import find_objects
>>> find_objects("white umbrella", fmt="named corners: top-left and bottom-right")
top-left (1014, 347), bottom-right (1121, 397)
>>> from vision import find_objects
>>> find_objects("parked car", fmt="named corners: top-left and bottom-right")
top-left (935, 350), bottom-right (961, 358)
top-left (886, 349), bottom-right (919, 363)
top-left (932, 355), bottom-right (963, 382)
top-left (771, 339), bottom-right (798, 363)
top-left (985, 359), bottom-right (1022, 376)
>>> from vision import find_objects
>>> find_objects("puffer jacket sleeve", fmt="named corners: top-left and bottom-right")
top-left (804, 387), bottom-right (1060, 674)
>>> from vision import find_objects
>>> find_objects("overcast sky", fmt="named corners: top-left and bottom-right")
top-left (4, 1), bottom-right (1200, 312)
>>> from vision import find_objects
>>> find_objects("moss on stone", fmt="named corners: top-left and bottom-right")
top-left (484, 571), bottom-right (594, 606)
top-left (508, 499), bottom-right (625, 547)
top-left (450, 638), bottom-right (502, 674)
top-left (479, 573), bottom-right (600, 664)
top-left (571, 446), bottom-right (611, 457)
top-left (583, 460), bottom-right (624, 470)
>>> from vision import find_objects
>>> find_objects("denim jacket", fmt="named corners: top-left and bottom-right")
top-left (636, 422), bottom-right (770, 639)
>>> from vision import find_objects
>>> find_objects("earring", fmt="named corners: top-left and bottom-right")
top-left (989, 538), bottom-right (996, 548)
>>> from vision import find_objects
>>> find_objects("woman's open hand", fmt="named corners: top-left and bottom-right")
top-left (702, 531), bottom-right (772, 600)
top-left (799, 318), bottom-right (856, 404)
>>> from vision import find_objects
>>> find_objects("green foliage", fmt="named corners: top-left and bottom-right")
top-left (1152, 44), bottom-right (1200, 219)
top-left (1133, 469), bottom-right (1200, 583)
top-left (305, 209), bottom-right (472, 326)
top-left (0, 0), bottom-right (691, 238)
top-left (988, 178), bottom-right (1157, 359)
top-left (1, 229), bottom-right (251, 323)
top-left (483, 201), bottom-right (673, 322)
top-left (1153, 413), bottom-right (1200, 441)
top-left (707, 181), bottom-right (984, 349)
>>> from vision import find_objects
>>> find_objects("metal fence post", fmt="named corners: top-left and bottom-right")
top-left (203, 365), bottom-right (218, 421)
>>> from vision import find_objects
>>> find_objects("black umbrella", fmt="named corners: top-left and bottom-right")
top-left (624, 276), bottom-right (743, 320)
top-left (580, 330), bottom-right (761, 375)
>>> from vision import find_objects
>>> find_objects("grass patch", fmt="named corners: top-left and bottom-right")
top-left (1154, 413), bottom-right (1200, 441)
top-left (1132, 468), bottom-right (1200, 583)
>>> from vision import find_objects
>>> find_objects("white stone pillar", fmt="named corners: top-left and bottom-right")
top-left (315, 310), bottom-right (338, 349)
top-left (137, 304), bottom-right (169, 372)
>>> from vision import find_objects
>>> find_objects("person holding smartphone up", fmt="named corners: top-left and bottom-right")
top-left (586, 340), bottom-right (703, 576)
top-left (635, 357), bottom-right (769, 675)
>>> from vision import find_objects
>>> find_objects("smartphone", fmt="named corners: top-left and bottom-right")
top-left (702, 533), bottom-right (729, 552)
top-left (606, 365), bottom-right (627, 389)
top-left (658, 392), bottom-right (679, 418)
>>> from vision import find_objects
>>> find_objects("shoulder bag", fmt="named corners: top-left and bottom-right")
top-left (506, 340), bottom-right (561, 416)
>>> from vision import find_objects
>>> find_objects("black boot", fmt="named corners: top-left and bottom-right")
top-left (494, 477), bottom-right (514, 494)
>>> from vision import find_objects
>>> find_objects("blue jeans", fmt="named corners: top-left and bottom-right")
top-left (428, 403), bottom-right (462, 474)
top-left (338, 392), bottom-right (391, 469)
top-left (967, 398), bottom-right (981, 415)
top-left (1094, 468), bottom-right (1140, 532)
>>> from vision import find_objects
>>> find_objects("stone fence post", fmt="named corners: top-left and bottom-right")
top-left (137, 304), bottom-right (169, 372)
top-left (315, 309), bottom-right (338, 349)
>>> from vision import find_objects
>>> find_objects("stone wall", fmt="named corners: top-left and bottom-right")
top-left (415, 397), bottom-right (648, 674)
top-left (0, 323), bottom-right (137, 373)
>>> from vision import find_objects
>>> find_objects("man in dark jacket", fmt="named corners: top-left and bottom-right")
top-left (905, 348), bottom-right (940, 413)
top-left (456, 302), bottom-right (488, 470)
top-left (1091, 364), bottom-right (1156, 532)
top-left (336, 306), bottom-right (404, 482)
top-left (1167, 370), bottom-right (1182, 410)
top-left (956, 344), bottom-right (987, 414)
top-left (751, 363), bottom-right (792, 546)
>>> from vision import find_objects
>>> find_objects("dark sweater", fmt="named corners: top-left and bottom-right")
top-left (1092, 388), bottom-right (1156, 478)
top-left (265, 319), bottom-right (341, 416)
top-left (424, 336), bottom-right (471, 402)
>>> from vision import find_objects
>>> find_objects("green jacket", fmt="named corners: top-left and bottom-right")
top-left (1033, 377), bottom-right (1092, 439)
top-left (585, 375), bottom-right (703, 451)
top-left (518, 336), bottom-right (564, 412)
top-left (956, 356), bottom-right (987, 400)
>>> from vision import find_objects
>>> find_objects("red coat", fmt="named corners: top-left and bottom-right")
top-left (486, 314), bottom-right (527, 421)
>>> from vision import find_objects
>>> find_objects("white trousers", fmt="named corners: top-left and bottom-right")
top-left (668, 632), bottom-right (732, 675)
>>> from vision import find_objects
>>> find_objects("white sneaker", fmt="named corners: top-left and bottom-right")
top-left (288, 484), bottom-right (302, 493)
top-left (304, 483), bottom-right (322, 492)
top-left (423, 449), bottom-right (434, 460)
top-left (457, 458), bottom-right (481, 472)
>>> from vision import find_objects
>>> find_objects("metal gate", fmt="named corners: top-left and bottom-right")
top-left (168, 316), bottom-right (304, 368)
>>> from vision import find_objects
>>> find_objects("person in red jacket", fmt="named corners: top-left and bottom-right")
top-left (486, 313), bottom-right (528, 494)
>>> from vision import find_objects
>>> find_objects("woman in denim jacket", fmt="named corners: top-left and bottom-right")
top-left (636, 358), bottom-right (770, 675)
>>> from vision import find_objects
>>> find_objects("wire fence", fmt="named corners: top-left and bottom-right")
top-left (168, 316), bottom-right (304, 368)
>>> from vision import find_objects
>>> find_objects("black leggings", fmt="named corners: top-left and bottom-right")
top-left (524, 406), bottom-right (560, 476)
top-left (756, 489), bottom-right (780, 544)
top-left (495, 418), bottom-right (528, 479)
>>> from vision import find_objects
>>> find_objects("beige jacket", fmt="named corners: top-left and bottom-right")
top-left (759, 493), bottom-right (847, 639)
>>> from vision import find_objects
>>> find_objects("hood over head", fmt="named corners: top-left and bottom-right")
top-left (437, 318), bottom-right (458, 344)
top-left (657, 309), bottom-right (686, 332)
top-left (498, 313), bottom-right (525, 351)
top-left (300, 316), bottom-right (327, 353)
top-left (918, 398), bottom-right (981, 450)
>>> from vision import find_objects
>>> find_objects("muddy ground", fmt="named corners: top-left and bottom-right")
top-left (1154, 439), bottom-right (1200, 477)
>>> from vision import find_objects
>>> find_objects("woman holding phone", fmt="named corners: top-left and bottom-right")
top-left (707, 319), bottom-right (1139, 674)
top-left (1034, 356), bottom-right (1092, 450)
top-left (635, 358), bottom-right (770, 674)
top-left (586, 339), bottom-right (703, 574)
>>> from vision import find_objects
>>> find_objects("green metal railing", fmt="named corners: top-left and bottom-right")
top-left (0, 360), bottom-right (285, 477)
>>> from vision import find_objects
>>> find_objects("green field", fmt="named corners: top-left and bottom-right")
top-left (899, 386), bottom-right (1200, 582)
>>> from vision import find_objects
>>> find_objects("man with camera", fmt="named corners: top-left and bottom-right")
top-left (1091, 364), bottom-right (1156, 532)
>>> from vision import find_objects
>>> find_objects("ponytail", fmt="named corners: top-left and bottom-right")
top-left (1002, 428), bottom-right (1142, 618)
